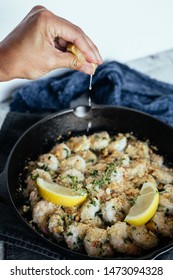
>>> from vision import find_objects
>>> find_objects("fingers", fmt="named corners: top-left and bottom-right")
top-left (27, 7), bottom-right (103, 69)
top-left (51, 15), bottom-right (103, 65)
top-left (72, 33), bottom-right (103, 65)
top-left (84, 34), bottom-right (103, 64)
top-left (54, 37), bottom-right (68, 52)
top-left (53, 51), bottom-right (95, 75)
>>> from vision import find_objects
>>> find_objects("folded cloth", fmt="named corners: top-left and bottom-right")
top-left (10, 61), bottom-right (173, 127)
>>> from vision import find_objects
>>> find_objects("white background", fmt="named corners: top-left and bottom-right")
top-left (0, 0), bottom-right (173, 101)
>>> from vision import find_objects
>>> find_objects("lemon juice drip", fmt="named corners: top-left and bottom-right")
top-left (89, 74), bottom-right (93, 90)
top-left (88, 75), bottom-right (93, 107)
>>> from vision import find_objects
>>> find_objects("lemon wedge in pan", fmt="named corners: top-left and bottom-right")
top-left (124, 182), bottom-right (159, 226)
top-left (36, 177), bottom-right (87, 207)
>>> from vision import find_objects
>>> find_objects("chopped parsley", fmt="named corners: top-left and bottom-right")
top-left (91, 162), bottom-right (115, 187)
top-left (90, 199), bottom-right (97, 206)
top-left (42, 164), bottom-right (50, 171)
top-left (90, 169), bottom-right (99, 177)
top-left (63, 147), bottom-right (70, 157)
top-left (66, 231), bottom-right (73, 236)
top-left (67, 175), bottom-right (78, 190)
top-left (132, 226), bottom-right (136, 231)
top-left (31, 173), bottom-right (39, 180)
top-left (66, 175), bottom-right (86, 196)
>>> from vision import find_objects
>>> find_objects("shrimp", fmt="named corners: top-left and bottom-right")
top-left (67, 135), bottom-right (90, 152)
top-left (51, 143), bottom-right (71, 160)
top-left (23, 168), bottom-right (52, 197)
top-left (87, 165), bottom-right (128, 199)
top-left (125, 188), bottom-right (140, 206)
top-left (152, 166), bottom-right (173, 184)
top-left (103, 153), bottom-right (130, 169)
top-left (108, 134), bottom-right (127, 152)
top-left (121, 154), bottom-right (130, 166)
top-left (101, 195), bottom-right (130, 224)
top-left (84, 227), bottom-right (114, 257)
top-left (158, 184), bottom-right (173, 214)
top-left (89, 132), bottom-right (110, 151)
top-left (29, 188), bottom-right (40, 209)
top-left (32, 168), bottom-right (52, 182)
top-left (56, 168), bottom-right (84, 188)
top-left (37, 153), bottom-right (59, 171)
top-left (150, 152), bottom-right (163, 167)
top-left (64, 222), bottom-right (89, 251)
top-left (48, 208), bottom-right (66, 241)
top-left (111, 167), bottom-right (125, 184)
top-left (129, 225), bottom-right (158, 249)
top-left (80, 198), bottom-right (100, 223)
top-left (84, 163), bottom-right (108, 197)
top-left (125, 140), bottom-right (150, 159)
top-left (106, 166), bottom-right (130, 194)
top-left (60, 155), bottom-right (86, 173)
top-left (87, 215), bottom-right (105, 228)
top-left (79, 150), bottom-right (97, 166)
top-left (88, 162), bottom-right (122, 190)
top-left (108, 166), bottom-right (128, 192)
top-left (165, 184), bottom-right (173, 200)
top-left (32, 200), bottom-right (57, 234)
top-left (24, 176), bottom-right (36, 197)
top-left (87, 162), bottom-right (107, 176)
top-left (126, 159), bottom-right (148, 180)
top-left (108, 222), bottom-right (141, 255)
top-left (84, 179), bottom-right (106, 201)
top-left (148, 211), bottom-right (173, 237)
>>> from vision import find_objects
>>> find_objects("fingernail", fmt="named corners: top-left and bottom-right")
top-left (97, 53), bottom-right (103, 64)
top-left (91, 54), bottom-right (101, 64)
top-left (81, 63), bottom-right (95, 75)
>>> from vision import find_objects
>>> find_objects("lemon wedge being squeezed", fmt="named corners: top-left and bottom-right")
top-left (124, 182), bottom-right (159, 226)
top-left (67, 43), bottom-right (97, 72)
top-left (67, 43), bottom-right (86, 62)
top-left (36, 178), bottom-right (87, 207)
top-left (67, 43), bottom-right (97, 91)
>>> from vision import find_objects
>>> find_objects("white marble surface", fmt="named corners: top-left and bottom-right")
top-left (1, 48), bottom-right (173, 259)
top-left (127, 49), bottom-right (173, 84)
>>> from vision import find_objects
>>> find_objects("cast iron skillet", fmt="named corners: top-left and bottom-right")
top-left (6, 105), bottom-right (173, 259)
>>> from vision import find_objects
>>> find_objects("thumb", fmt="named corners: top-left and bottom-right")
top-left (54, 52), bottom-right (95, 74)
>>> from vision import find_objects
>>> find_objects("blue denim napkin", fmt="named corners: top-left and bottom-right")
top-left (10, 61), bottom-right (173, 127)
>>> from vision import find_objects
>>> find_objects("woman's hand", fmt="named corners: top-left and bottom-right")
top-left (0, 5), bottom-right (103, 81)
